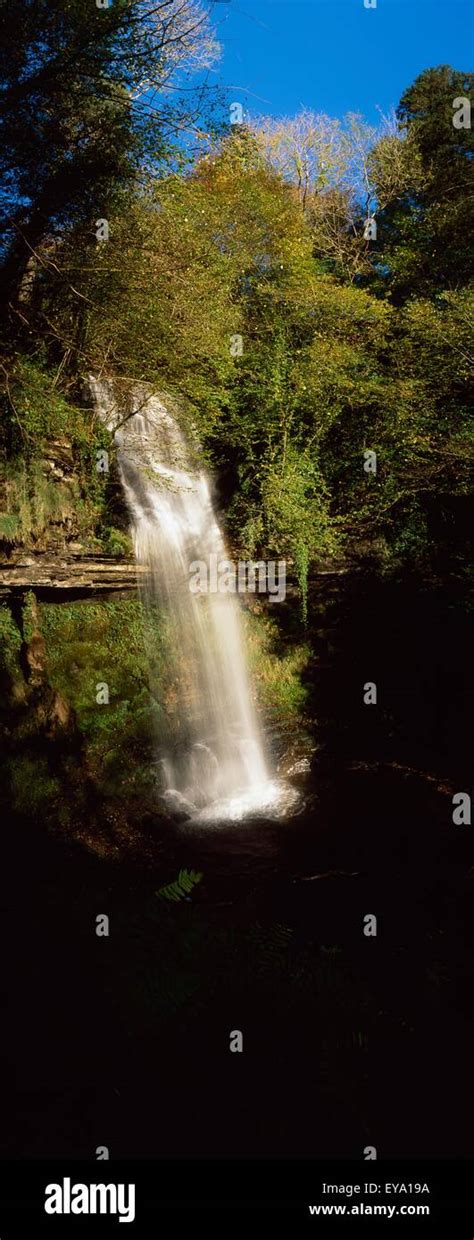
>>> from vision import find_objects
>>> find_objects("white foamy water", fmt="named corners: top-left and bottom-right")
top-left (90, 378), bottom-right (299, 822)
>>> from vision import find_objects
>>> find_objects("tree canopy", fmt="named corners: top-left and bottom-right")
top-left (0, 0), bottom-right (221, 308)
top-left (1, 46), bottom-right (473, 612)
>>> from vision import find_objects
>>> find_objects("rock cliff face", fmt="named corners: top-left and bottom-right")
top-left (0, 552), bottom-right (145, 600)
top-left (0, 424), bottom-right (140, 597)
top-left (0, 407), bottom-right (132, 581)
top-left (0, 409), bottom-right (151, 854)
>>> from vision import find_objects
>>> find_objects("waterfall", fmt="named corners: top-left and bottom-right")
top-left (90, 378), bottom-right (298, 823)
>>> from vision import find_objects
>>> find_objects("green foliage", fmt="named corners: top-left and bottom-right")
top-left (370, 65), bottom-right (474, 299)
top-left (389, 502), bottom-right (430, 565)
top-left (21, 590), bottom-right (38, 642)
top-left (8, 754), bottom-right (60, 815)
top-left (101, 527), bottom-right (133, 558)
top-left (2, 63), bottom-right (472, 620)
top-left (0, 359), bottom-right (118, 548)
top-left (244, 609), bottom-right (310, 719)
top-left (37, 598), bottom-right (162, 798)
top-left (248, 922), bottom-right (294, 977)
top-left (0, 0), bottom-right (220, 307)
top-left (261, 446), bottom-right (339, 617)
top-left (0, 512), bottom-right (19, 541)
top-left (0, 458), bottom-right (76, 544)
top-left (0, 603), bottom-right (22, 675)
top-left (4, 359), bottom-right (72, 443)
top-left (157, 869), bottom-right (203, 903)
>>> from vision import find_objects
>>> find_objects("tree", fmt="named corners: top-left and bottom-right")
top-left (369, 65), bottom-right (474, 299)
top-left (3, 66), bottom-right (472, 595)
top-left (0, 0), bottom-right (220, 316)
top-left (250, 109), bottom-right (394, 281)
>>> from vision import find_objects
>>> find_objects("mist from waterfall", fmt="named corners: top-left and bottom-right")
top-left (90, 379), bottom-right (298, 823)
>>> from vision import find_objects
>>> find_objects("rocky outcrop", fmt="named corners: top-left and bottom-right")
top-left (0, 552), bottom-right (146, 599)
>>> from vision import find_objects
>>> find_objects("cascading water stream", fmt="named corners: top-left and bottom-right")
top-left (90, 378), bottom-right (298, 823)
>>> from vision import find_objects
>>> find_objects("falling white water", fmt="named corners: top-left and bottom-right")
top-left (90, 378), bottom-right (298, 823)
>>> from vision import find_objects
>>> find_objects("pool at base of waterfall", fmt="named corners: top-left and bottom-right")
top-left (162, 778), bottom-right (302, 824)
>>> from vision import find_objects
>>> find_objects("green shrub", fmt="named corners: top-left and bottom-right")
top-left (0, 604), bottom-right (22, 675)
top-left (101, 526), bottom-right (132, 557)
top-left (244, 607), bottom-right (310, 720)
top-left (8, 755), bottom-right (60, 815)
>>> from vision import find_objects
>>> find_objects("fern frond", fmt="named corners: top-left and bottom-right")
top-left (156, 868), bottom-right (203, 903)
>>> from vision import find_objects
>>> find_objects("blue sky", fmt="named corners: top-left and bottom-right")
top-left (208, 0), bottom-right (473, 124)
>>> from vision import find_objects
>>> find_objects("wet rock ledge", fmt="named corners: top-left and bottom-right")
top-left (0, 551), bottom-right (146, 600)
